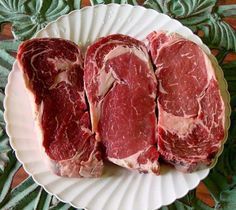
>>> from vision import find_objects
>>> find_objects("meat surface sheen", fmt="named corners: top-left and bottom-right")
top-left (84, 34), bottom-right (160, 174)
top-left (147, 31), bottom-right (225, 172)
top-left (17, 38), bottom-right (103, 177)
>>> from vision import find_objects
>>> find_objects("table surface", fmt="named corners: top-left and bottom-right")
top-left (1, 0), bottom-right (235, 208)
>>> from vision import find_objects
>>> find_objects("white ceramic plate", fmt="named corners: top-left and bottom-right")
top-left (4, 4), bottom-right (230, 210)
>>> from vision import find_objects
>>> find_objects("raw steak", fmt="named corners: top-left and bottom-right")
top-left (84, 34), bottom-right (160, 174)
top-left (147, 31), bottom-right (225, 172)
top-left (17, 38), bottom-right (103, 177)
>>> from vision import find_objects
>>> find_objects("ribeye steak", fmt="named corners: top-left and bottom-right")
top-left (147, 31), bottom-right (225, 172)
top-left (17, 38), bottom-right (103, 177)
top-left (84, 34), bottom-right (160, 174)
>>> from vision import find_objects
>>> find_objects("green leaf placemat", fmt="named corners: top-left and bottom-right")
top-left (0, 0), bottom-right (236, 209)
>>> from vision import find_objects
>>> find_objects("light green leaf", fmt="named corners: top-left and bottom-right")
top-left (0, 0), bottom-right (28, 23)
top-left (0, 65), bottom-right (10, 89)
top-left (34, 188), bottom-right (52, 210)
top-left (170, 0), bottom-right (216, 31)
top-left (143, 0), bottom-right (169, 14)
top-left (23, 0), bottom-right (42, 14)
top-left (217, 5), bottom-right (236, 17)
top-left (201, 14), bottom-right (236, 52)
top-left (0, 155), bottom-right (21, 204)
top-left (0, 49), bottom-right (15, 66)
top-left (0, 40), bottom-right (21, 52)
top-left (25, 197), bottom-right (39, 209)
top-left (0, 0), bottom-right (71, 40)
top-left (144, 0), bottom-right (216, 31)
top-left (90, 0), bottom-right (137, 6)
top-left (0, 176), bottom-right (40, 209)
top-left (12, 20), bottom-right (41, 41)
top-left (169, 0), bottom-right (216, 17)
top-left (219, 187), bottom-right (236, 210)
top-left (67, 0), bottom-right (82, 10)
top-left (179, 14), bottom-right (210, 31)
top-left (41, 0), bottom-right (70, 22)
top-left (0, 135), bottom-right (12, 174)
top-left (0, 49), bottom-right (15, 89)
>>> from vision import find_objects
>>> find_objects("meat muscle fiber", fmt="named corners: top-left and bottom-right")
top-left (17, 38), bottom-right (103, 177)
top-left (84, 34), bottom-right (160, 174)
top-left (147, 31), bottom-right (225, 172)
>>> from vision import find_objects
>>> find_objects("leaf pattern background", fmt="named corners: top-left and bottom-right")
top-left (0, 0), bottom-right (235, 209)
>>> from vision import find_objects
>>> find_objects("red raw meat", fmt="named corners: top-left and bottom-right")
top-left (84, 34), bottom-right (160, 174)
top-left (147, 31), bottom-right (225, 172)
top-left (17, 38), bottom-right (103, 177)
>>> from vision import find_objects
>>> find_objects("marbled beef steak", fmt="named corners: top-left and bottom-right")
top-left (17, 38), bottom-right (103, 177)
top-left (147, 31), bottom-right (225, 172)
top-left (84, 34), bottom-right (160, 174)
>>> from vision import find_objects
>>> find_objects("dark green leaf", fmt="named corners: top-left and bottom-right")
top-left (0, 90), bottom-right (4, 110)
top-left (193, 199), bottom-right (213, 210)
top-left (90, 0), bottom-right (137, 6)
top-left (49, 199), bottom-right (76, 210)
top-left (215, 50), bottom-right (228, 64)
top-left (201, 14), bottom-right (236, 51)
top-left (34, 188), bottom-right (52, 210)
top-left (160, 200), bottom-right (194, 210)
top-left (222, 61), bottom-right (236, 96)
top-left (231, 95), bottom-right (236, 108)
top-left (0, 176), bottom-right (40, 209)
top-left (160, 190), bottom-right (213, 210)
top-left (226, 81), bottom-right (236, 96)
top-left (203, 170), bottom-right (229, 202)
top-left (222, 61), bottom-right (236, 83)
top-left (0, 155), bottom-right (21, 204)
top-left (0, 91), bottom-right (4, 136)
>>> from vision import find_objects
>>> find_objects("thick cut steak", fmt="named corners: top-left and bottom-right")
top-left (17, 38), bottom-right (103, 177)
top-left (84, 34), bottom-right (160, 174)
top-left (147, 31), bottom-right (225, 172)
